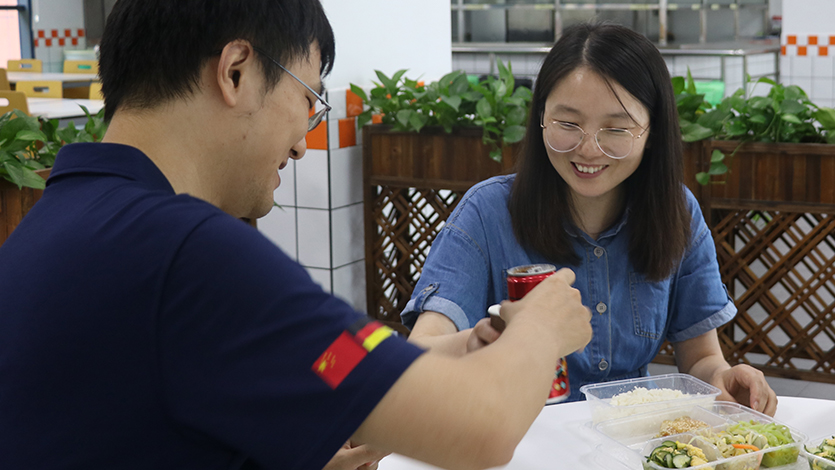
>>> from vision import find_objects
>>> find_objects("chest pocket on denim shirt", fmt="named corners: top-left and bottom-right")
top-left (629, 272), bottom-right (671, 340)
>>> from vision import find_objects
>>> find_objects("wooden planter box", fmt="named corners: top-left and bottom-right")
top-left (0, 168), bottom-right (50, 246)
top-left (661, 141), bottom-right (835, 384)
top-left (363, 125), bottom-right (518, 333)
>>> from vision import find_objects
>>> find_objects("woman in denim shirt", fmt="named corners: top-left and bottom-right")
top-left (401, 23), bottom-right (778, 415)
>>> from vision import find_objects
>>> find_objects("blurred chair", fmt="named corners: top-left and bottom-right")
top-left (7, 59), bottom-right (43, 73)
top-left (63, 60), bottom-right (98, 75)
top-left (88, 81), bottom-right (103, 100)
top-left (63, 60), bottom-right (99, 98)
top-left (16, 80), bottom-right (63, 99)
top-left (0, 69), bottom-right (9, 91)
top-left (0, 90), bottom-right (29, 115)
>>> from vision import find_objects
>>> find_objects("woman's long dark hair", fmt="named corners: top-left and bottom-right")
top-left (509, 23), bottom-right (690, 281)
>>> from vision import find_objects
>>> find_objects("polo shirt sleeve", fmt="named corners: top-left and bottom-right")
top-left (157, 214), bottom-right (424, 470)
top-left (666, 190), bottom-right (737, 343)
top-left (400, 193), bottom-right (493, 332)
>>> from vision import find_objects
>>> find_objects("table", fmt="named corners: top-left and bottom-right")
top-left (379, 397), bottom-right (835, 469)
top-left (27, 98), bottom-right (104, 120)
top-left (7, 72), bottom-right (99, 85)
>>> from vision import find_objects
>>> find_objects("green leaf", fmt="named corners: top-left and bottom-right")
top-left (757, 76), bottom-right (777, 86)
top-left (15, 130), bottom-right (48, 142)
top-left (396, 109), bottom-right (413, 128)
top-left (491, 81), bottom-right (507, 99)
top-left (726, 119), bottom-right (748, 136)
top-left (449, 73), bottom-right (470, 96)
top-left (696, 109), bottom-right (729, 130)
top-left (375, 70), bottom-right (396, 93)
top-left (391, 69), bottom-right (408, 85)
top-left (672, 76), bottom-right (685, 96)
top-left (710, 150), bottom-right (725, 163)
top-left (781, 100), bottom-right (807, 115)
top-left (695, 172), bottom-right (711, 186)
top-left (2, 161), bottom-right (46, 189)
top-left (409, 112), bottom-right (428, 133)
top-left (356, 110), bottom-right (372, 129)
top-left (476, 98), bottom-right (492, 118)
top-left (503, 125), bottom-right (526, 144)
top-left (749, 96), bottom-right (771, 110)
top-left (681, 123), bottom-right (714, 142)
top-left (489, 147), bottom-right (502, 162)
top-left (349, 84), bottom-right (369, 102)
top-left (749, 115), bottom-right (767, 124)
top-left (812, 107), bottom-right (835, 129)
top-left (686, 68), bottom-right (697, 95)
top-left (440, 95), bottom-right (461, 112)
top-left (781, 113), bottom-right (802, 124)
top-left (511, 87), bottom-right (532, 101)
top-left (505, 106), bottom-right (527, 126)
top-left (784, 85), bottom-right (803, 101)
top-left (708, 162), bottom-right (729, 175)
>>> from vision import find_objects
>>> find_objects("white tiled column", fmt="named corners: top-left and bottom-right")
top-left (258, 87), bottom-right (366, 311)
top-left (31, 0), bottom-right (87, 71)
top-left (781, 1), bottom-right (835, 108)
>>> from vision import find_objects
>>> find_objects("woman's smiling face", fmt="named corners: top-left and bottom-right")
top-left (542, 66), bottom-right (650, 205)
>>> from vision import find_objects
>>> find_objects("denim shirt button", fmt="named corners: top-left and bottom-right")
top-left (596, 302), bottom-right (607, 314)
top-left (593, 246), bottom-right (604, 258)
top-left (598, 359), bottom-right (609, 371)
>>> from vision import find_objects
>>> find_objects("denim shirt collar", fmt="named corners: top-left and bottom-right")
top-left (564, 205), bottom-right (631, 245)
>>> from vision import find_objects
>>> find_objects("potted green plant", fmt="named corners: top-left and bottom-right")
top-left (0, 107), bottom-right (107, 245)
top-left (351, 61), bottom-right (531, 328)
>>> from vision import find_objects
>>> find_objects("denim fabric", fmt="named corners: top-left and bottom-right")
top-left (401, 174), bottom-right (736, 402)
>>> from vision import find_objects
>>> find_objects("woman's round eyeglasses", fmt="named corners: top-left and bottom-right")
top-left (541, 118), bottom-right (648, 160)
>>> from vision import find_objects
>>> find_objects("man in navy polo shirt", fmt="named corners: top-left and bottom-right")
top-left (0, 1), bottom-right (594, 469)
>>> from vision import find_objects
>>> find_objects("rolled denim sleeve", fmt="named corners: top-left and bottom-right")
top-left (401, 220), bottom-right (491, 332)
top-left (667, 191), bottom-right (737, 343)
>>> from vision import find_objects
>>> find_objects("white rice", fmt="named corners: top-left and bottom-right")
top-left (609, 387), bottom-right (689, 406)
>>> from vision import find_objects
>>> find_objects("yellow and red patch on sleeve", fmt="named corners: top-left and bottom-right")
top-left (312, 317), bottom-right (394, 389)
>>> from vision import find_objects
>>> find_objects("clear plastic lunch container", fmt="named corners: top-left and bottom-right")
top-left (593, 401), bottom-right (808, 470)
top-left (580, 373), bottom-right (722, 424)
top-left (804, 435), bottom-right (835, 470)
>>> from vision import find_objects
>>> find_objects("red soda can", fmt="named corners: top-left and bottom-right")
top-left (506, 264), bottom-right (570, 404)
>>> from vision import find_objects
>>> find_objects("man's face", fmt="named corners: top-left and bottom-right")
top-left (239, 46), bottom-right (322, 219)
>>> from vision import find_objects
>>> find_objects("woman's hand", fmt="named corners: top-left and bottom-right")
top-left (710, 364), bottom-right (778, 416)
top-left (466, 317), bottom-right (501, 352)
top-left (323, 440), bottom-right (389, 470)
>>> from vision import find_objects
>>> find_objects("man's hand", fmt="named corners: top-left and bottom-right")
top-left (323, 440), bottom-right (389, 470)
top-left (711, 364), bottom-right (778, 416)
top-left (500, 268), bottom-right (592, 356)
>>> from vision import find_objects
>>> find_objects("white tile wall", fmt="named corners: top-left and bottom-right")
top-left (813, 56), bottom-right (835, 78)
top-left (259, 205), bottom-right (297, 261)
top-left (329, 146), bottom-right (363, 209)
top-left (333, 260), bottom-right (367, 311)
top-left (297, 208), bottom-right (331, 268)
top-left (274, 159), bottom-right (296, 207)
top-left (327, 117), bottom-right (340, 150)
top-left (295, 149), bottom-right (330, 209)
top-left (331, 203), bottom-right (364, 267)
top-left (811, 78), bottom-right (833, 102)
top-left (307, 267), bottom-right (332, 293)
top-left (793, 56), bottom-right (813, 77)
top-left (327, 89), bottom-right (347, 122)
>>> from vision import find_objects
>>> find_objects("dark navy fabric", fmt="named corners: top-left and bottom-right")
top-left (0, 143), bottom-right (423, 470)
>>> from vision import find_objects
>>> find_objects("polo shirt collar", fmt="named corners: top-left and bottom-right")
top-left (48, 143), bottom-right (175, 193)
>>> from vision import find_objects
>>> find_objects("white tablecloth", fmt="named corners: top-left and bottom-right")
top-left (379, 396), bottom-right (835, 470)
top-left (8, 72), bottom-right (98, 84)
top-left (27, 98), bottom-right (104, 119)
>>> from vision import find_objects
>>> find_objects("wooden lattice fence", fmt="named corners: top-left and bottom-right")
top-left (364, 129), bottom-right (835, 383)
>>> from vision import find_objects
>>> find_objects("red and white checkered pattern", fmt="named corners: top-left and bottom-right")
top-left (782, 35), bottom-right (835, 57)
top-left (33, 29), bottom-right (85, 48)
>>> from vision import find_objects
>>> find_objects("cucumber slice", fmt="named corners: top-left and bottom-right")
top-left (665, 453), bottom-right (673, 467)
top-left (672, 454), bottom-right (691, 468)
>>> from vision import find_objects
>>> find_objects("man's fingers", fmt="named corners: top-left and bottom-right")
top-left (551, 267), bottom-right (576, 286)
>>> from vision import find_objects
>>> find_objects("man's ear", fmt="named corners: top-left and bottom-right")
top-left (216, 40), bottom-right (258, 108)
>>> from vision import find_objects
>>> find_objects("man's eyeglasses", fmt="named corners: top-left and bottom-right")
top-left (541, 117), bottom-right (648, 160)
top-left (253, 46), bottom-right (331, 132)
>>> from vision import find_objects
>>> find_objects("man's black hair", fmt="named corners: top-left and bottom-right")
top-left (99, 0), bottom-right (335, 121)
